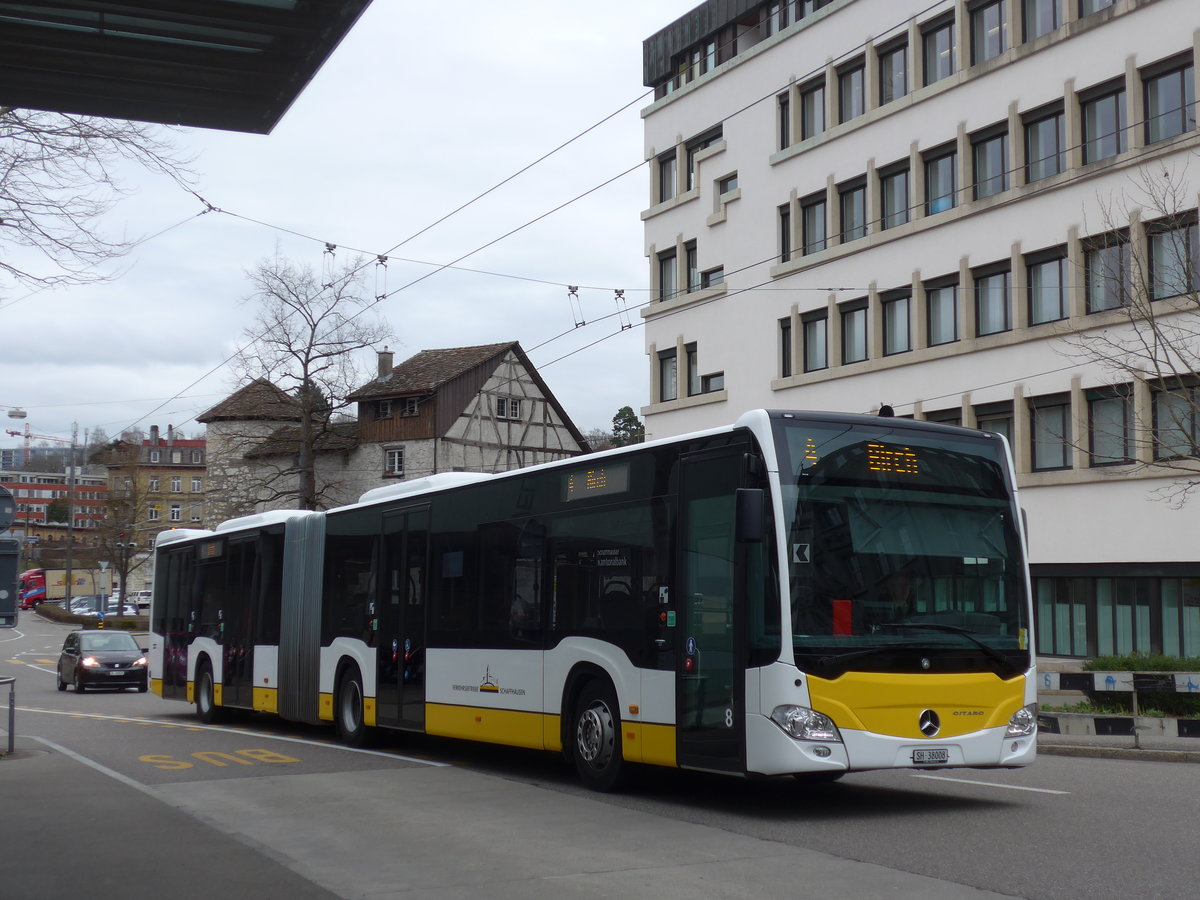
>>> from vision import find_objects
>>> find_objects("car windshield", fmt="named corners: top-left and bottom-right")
top-left (773, 418), bottom-right (1030, 677)
top-left (79, 633), bottom-right (139, 652)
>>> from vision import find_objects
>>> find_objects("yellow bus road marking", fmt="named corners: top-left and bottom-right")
top-left (139, 749), bottom-right (302, 770)
top-left (15, 706), bottom-right (449, 766)
top-left (909, 773), bottom-right (1069, 795)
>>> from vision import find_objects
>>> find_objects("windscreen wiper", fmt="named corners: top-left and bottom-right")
top-left (884, 622), bottom-right (1021, 677)
top-left (814, 641), bottom-right (930, 668)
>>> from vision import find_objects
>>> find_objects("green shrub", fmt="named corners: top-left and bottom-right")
top-left (1080, 652), bottom-right (1200, 717)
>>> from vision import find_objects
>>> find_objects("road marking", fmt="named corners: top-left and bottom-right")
top-left (15, 706), bottom-right (449, 766)
top-left (910, 773), bottom-right (1069, 795)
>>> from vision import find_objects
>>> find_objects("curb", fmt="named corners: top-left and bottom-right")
top-left (1037, 742), bottom-right (1200, 764)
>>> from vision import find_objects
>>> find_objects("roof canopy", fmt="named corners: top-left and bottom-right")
top-left (0, 0), bottom-right (372, 133)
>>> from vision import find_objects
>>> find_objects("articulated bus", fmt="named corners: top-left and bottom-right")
top-left (150, 409), bottom-right (1037, 790)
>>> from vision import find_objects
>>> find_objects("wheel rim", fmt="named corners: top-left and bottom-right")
top-left (576, 700), bottom-right (615, 770)
top-left (339, 680), bottom-right (362, 734)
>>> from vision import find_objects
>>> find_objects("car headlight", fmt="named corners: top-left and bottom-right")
top-left (134, 656), bottom-right (148, 667)
top-left (81, 656), bottom-right (99, 668)
top-left (1005, 703), bottom-right (1038, 738)
top-left (770, 705), bottom-right (843, 742)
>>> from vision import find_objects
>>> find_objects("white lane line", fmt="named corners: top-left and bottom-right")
top-left (910, 773), bottom-right (1069, 794)
top-left (13, 706), bottom-right (449, 766)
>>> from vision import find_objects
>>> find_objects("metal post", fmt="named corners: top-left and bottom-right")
top-left (1, 675), bottom-right (14, 755)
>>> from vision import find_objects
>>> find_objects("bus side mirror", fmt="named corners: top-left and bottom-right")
top-left (736, 488), bottom-right (764, 543)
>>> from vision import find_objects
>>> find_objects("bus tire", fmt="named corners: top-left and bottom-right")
top-left (335, 667), bottom-right (370, 747)
top-left (195, 660), bottom-right (220, 724)
top-left (571, 680), bottom-right (626, 792)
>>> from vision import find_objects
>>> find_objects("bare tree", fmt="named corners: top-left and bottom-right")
top-left (0, 108), bottom-right (193, 296)
top-left (95, 441), bottom-right (157, 601)
top-left (1064, 162), bottom-right (1200, 505)
top-left (228, 256), bottom-right (393, 510)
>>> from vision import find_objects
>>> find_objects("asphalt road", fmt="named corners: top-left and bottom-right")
top-left (3, 613), bottom-right (1197, 900)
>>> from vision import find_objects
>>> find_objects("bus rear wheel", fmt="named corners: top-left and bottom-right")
top-left (195, 660), bottom-right (220, 724)
top-left (572, 680), bottom-right (626, 792)
top-left (335, 668), bottom-right (370, 747)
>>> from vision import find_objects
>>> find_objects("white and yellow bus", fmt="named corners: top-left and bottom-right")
top-left (150, 409), bottom-right (1037, 790)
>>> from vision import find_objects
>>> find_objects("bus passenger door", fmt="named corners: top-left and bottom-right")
top-left (676, 449), bottom-right (745, 774)
top-left (378, 507), bottom-right (429, 730)
top-left (221, 539), bottom-right (255, 709)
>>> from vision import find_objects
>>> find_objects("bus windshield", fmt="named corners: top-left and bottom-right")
top-left (773, 418), bottom-right (1030, 677)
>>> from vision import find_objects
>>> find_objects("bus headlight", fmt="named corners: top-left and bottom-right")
top-left (1005, 704), bottom-right (1038, 738)
top-left (770, 705), bottom-right (842, 742)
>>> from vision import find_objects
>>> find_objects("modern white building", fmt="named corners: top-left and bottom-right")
top-left (640, 0), bottom-right (1200, 659)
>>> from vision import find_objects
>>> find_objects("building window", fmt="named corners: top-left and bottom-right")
top-left (1088, 386), bottom-right (1133, 465)
top-left (701, 267), bottom-right (724, 288)
top-left (1081, 83), bottom-right (1127, 163)
top-left (717, 173), bottom-right (738, 196)
top-left (401, 397), bottom-right (419, 416)
top-left (191, 477), bottom-right (202, 492)
top-left (839, 181), bottom-right (867, 242)
top-left (976, 401), bottom-right (1014, 444)
top-left (780, 318), bottom-right (793, 377)
top-left (685, 242), bottom-right (699, 292)
top-left (686, 129), bottom-right (721, 192)
top-left (882, 294), bottom-right (912, 355)
top-left (1148, 217), bottom-right (1200, 300)
top-left (970, 0), bottom-right (1007, 65)
top-left (838, 62), bottom-right (865, 123)
top-left (148, 477), bottom-right (160, 492)
top-left (878, 40), bottom-right (908, 105)
top-left (190, 506), bottom-right (202, 523)
top-left (171, 450), bottom-right (182, 464)
top-left (924, 148), bottom-right (956, 214)
top-left (922, 17), bottom-right (955, 86)
top-left (658, 151), bottom-right (677, 203)
top-left (148, 506), bottom-right (160, 521)
top-left (385, 448), bottom-right (405, 476)
top-left (926, 408), bottom-right (962, 426)
top-left (685, 343), bottom-right (700, 396)
top-left (1027, 250), bottom-right (1068, 324)
top-left (880, 165), bottom-right (909, 229)
top-left (149, 450), bottom-right (161, 463)
top-left (1144, 61), bottom-right (1196, 145)
top-left (1029, 394), bottom-right (1072, 470)
top-left (1153, 383), bottom-right (1200, 458)
top-left (190, 450), bottom-right (202, 464)
top-left (376, 399), bottom-right (392, 420)
top-left (496, 397), bottom-right (522, 419)
top-left (658, 349), bottom-right (678, 402)
top-left (1079, 0), bottom-right (1115, 14)
top-left (975, 266), bottom-right (1011, 335)
top-left (1085, 233), bottom-right (1131, 312)
top-left (840, 301), bottom-right (868, 364)
top-left (803, 312), bottom-right (828, 371)
top-left (1025, 107), bottom-right (1065, 182)
top-left (1023, 0), bottom-right (1060, 40)
top-left (800, 79), bottom-right (826, 139)
top-left (801, 194), bottom-right (827, 254)
top-left (778, 92), bottom-right (791, 150)
top-left (701, 372), bottom-right (725, 393)
top-left (170, 476), bottom-right (182, 493)
top-left (779, 204), bottom-right (792, 262)
top-left (657, 249), bottom-right (678, 301)
top-left (170, 504), bottom-right (182, 522)
top-left (927, 282), bottom-right (959, 345)
top-left (972, 128), bottom-right (1008, 199)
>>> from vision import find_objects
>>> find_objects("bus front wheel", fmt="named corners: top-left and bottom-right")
top-left (571, 680), bottom-right (626, 792)
top-left (335, 668), bottom-right (370, 747)
top-left (195, 661), bottom-right (220, 724)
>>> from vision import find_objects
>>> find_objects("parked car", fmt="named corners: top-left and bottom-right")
top-left (67, 595), bottom-right (105, 614)
top-left (57, 629), bottom-right (148, 693)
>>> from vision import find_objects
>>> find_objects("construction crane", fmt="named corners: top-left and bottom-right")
top-left (5, 424), bottom-right (76, 467)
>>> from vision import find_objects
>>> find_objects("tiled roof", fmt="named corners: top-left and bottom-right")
top-left (244, 421), bottom-right (359, 458)
top-left (196, 378), bottom-right (303, 423)
top-left (347, 343), bottom-right (516, 401)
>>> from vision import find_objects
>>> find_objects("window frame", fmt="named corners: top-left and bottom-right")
top-left (1087, 385), bottom-right (1133, 466)
top-left (974, 263), bottom-right (1012, 336)
top-left (878, 38), bottom-right (908, 105)
top-left (800, 78), bottom-right (826, 140)
top-left (838, 179), bottom-right (867, 243)
top-left (839, 298), bottom-right (869, 364)
top-left (838, 61), bottom-right (866, 124)
top-left (879, 163), bottom-right (910, 229)
top-left (1024, 104), bottom-right (1066, 182)
top-left (801, 193), bottom-right (827, 255)
top-left (969, 0), bottom-right (1007, 66)
top-left (926, 278), bottom-right (960, 345)
top-left (1143, 59), bottom-right (1196, 146)
top-left (1029, 393), bottom-right (1073, 471)
top-left (1026, 248), bottom-right (1069, 325)
top-left (924, 146), bottom-right (957, 215)
top-left (971, 125), bottom-right (1009, 200)
top-left (882, 292), bottom-right (912, 355)
top-left (385, 447), bottom-right (405, 477)
top-left (1023, 0), bottom-right (1060, 41)
top-left (1080, 80), bottom-right (1127, 164)
top-left (922, 15), bottom-right (955, 86)
top-left (1147, 215), bottom-right (1200, 301)
top-left (802, 310), bottom-right (828, 372)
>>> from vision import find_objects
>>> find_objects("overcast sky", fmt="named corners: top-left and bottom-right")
top-left (0, 0), bottom-right (701, 449)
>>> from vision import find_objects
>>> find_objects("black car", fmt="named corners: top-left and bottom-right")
top-left (57, 629), bottom-right (149, 693)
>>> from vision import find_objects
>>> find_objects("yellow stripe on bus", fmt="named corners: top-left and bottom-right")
top-left (151, 678), bottom-right (163, 697)
top-left (427, 703), bottom-right (546, 750)
top-left (807, 671), bottom-right (1026, 738)
top-left (319, 692), bottom-right (333, 722)
top-left (622, 722), bottom-right (677, 767)
top-left (253, 687), bottom-right (278, 714)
